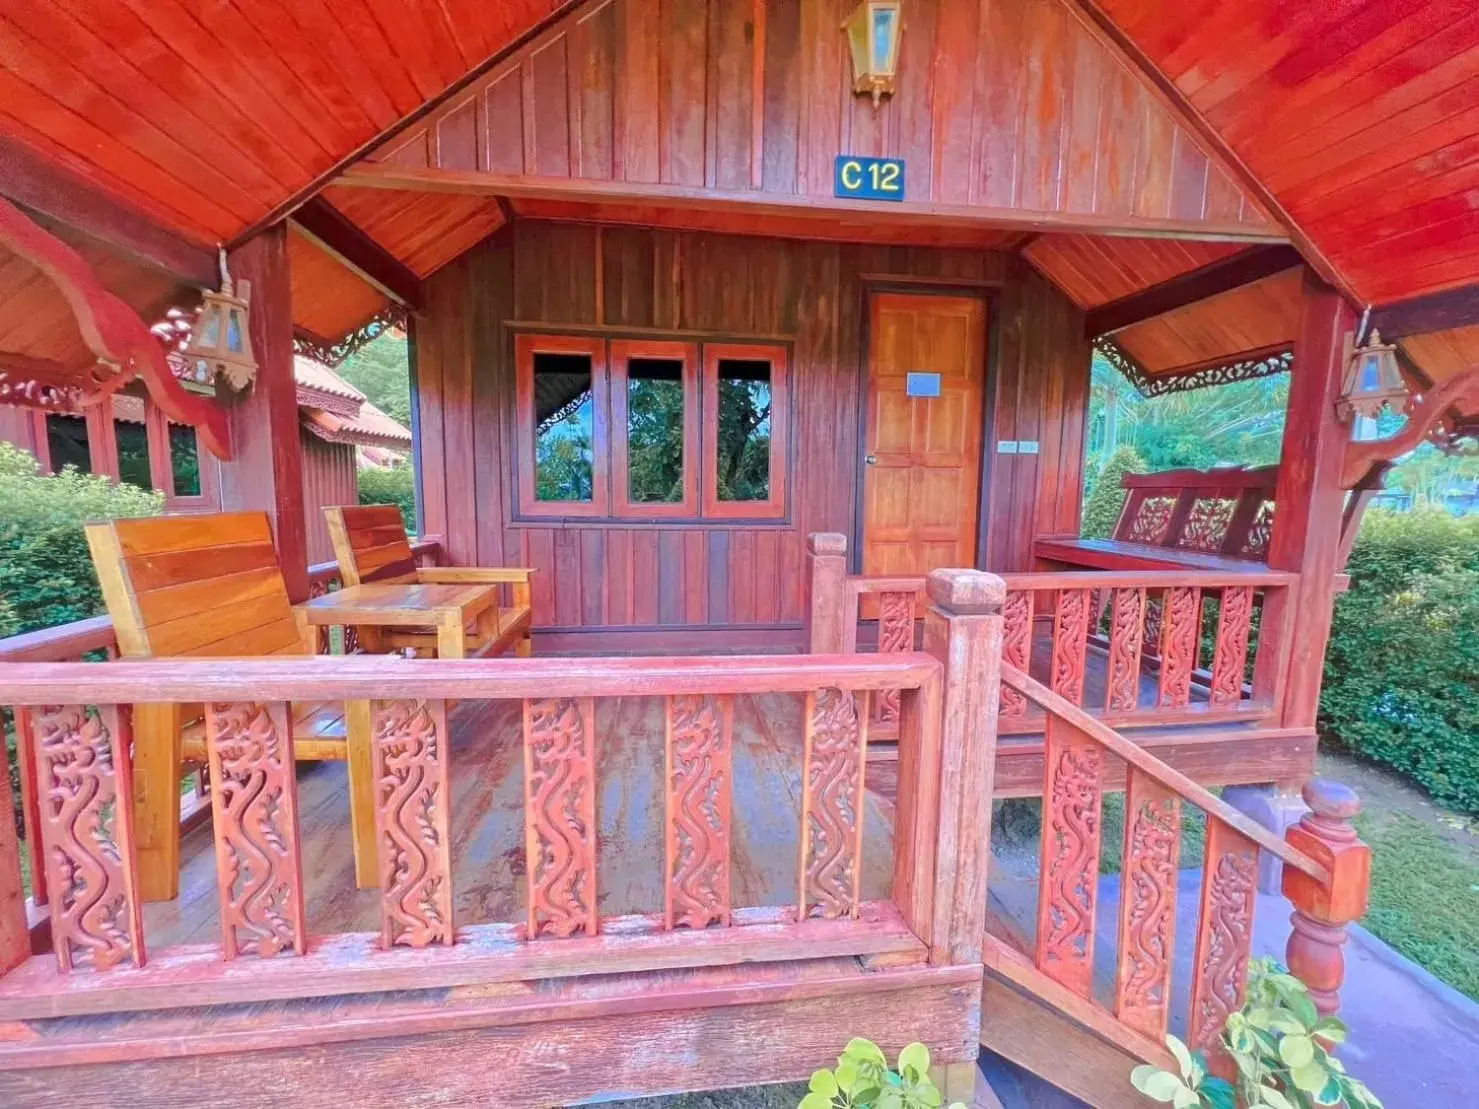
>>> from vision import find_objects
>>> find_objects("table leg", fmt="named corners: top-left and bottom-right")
top-left (437, 614), bottom-right (465, 660)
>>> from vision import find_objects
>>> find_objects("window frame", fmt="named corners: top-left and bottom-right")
top-left (609, 339), bottom-right (700, 518)
top-left (515, 332), bottom-right (611, 519)
top-left (144, 398), bottom-right (217, 509)
top-left (701, 342), bottom-right (789, 520)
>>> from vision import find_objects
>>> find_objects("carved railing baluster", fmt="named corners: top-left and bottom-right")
top-left (10, 705), bottom-right (46, 905)
top-left (871, 590), bottom-right (917, 737)
top-left (524, 696), bottom-right (598, 939)
top-left (1114, 769), bottom-right (1180, 1039)
top-left (664, 694), bottom-right (733, 930)
top-left (1050, 588), bottom-right (1091, 705)
top-left (1000, 590), bottom-right (1032, 717)
top-left (1189, 819), bottom-right (1259, 1052)
top-left (35, 704), bottom-right (145, 972)
top-left (798, 688), bottom-right (869, 921)
top-left (371, 699), bottom-right (454, 949)
top-left (1035, 714), bottom-right (1102, 997)
top-left (1209, 586), bottom-right (1254, 706)
top-left (1105, 587), bottom-right (1146, 713)
top-left (204, 702), bottom-right (307, 959)
top-left (1157, 585), bottom-right (1200, 708)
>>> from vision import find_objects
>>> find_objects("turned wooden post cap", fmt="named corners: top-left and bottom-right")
top-left (807, 532), bottom-right (847, 556)
top-left (926, 568), bottom-right (1006, 612)
top-left (1302, 779), bottom-right (1361, 823)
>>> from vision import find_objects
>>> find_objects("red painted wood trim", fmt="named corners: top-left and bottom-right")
top-left (290, 197), bottom-right (424, 310)
top-left (514, 332), bottom-right (611, 518)
top-left (701, 341), bottom-right (789, 520)
top-left (609, 338), bottom-right (700, 517)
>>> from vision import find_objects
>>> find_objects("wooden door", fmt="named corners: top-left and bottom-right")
top-left (862, 293), bottom-right (987, 578)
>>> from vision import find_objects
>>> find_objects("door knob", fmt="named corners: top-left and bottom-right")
top-left (865, 454), bottom-right (878, 465)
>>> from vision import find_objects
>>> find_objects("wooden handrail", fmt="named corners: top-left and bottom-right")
top-left (0, 652), bottom-right (939, 704)
top-left (848, 568), bottom-right (1295, 594)
top-left (999, 661), bottom-right (1327, 883)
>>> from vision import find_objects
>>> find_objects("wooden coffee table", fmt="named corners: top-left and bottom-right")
top-left (296, 581), bottom-right (498, 659)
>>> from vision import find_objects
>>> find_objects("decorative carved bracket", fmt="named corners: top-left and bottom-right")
top-left (0, 196), bottom-right (231, 458)
top-left (1340, 364), bottom-right (1479, 488)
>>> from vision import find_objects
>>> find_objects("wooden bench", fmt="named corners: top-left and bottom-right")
top-left (325, 504), bottom-right (535, 657)
top-left (85, 511), bottom-right (374, 901)
top-left (1035, 465), bottom-right (1277, 572)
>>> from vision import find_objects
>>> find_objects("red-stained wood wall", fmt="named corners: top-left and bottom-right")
top-left (414, 220), bottom-right (1089, 640)
top-left (300, 432), bottom-right (360, 565)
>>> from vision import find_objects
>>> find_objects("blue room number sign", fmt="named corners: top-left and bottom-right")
top-left (835, 156), bottom-right (906, 201)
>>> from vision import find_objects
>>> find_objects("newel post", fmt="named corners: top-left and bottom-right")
top-left (921, 568), bottom-right (1005, 967)
top-left (1282, 780), bottom-right (1371, 1019)
top-left (0, 715), bottom-right (29, 975)
top-left (805, 532), bottom-right (848, 654)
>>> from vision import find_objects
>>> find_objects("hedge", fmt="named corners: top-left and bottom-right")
top-left (1081, 445), bottom-right (1146, 539)
top-left (1321, 509), bottom-right (1479, 814)
top-left (357, 465), bottom-right (416, 532)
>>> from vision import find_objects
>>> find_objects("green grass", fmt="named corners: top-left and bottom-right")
top-left (1099, 790), bottom-right (1208, 874)
top-left (1354, 808), bottom-right (1479, 1002)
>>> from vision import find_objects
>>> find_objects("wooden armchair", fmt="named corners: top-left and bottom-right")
top-left (324, 504), bottom-right (535, 658)
top-left (85, 511), bottom-right (376, 900)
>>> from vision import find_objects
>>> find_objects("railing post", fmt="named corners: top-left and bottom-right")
top-left (1282, 780), bottom-right (1372, 1019)
top-left (0, 713), bottom-right (29, 975)
top-left (921, 568), bottom-right (1005, 967)
top-left (805, 532), bottom-right (848, 654)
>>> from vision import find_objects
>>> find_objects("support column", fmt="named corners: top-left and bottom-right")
top-left (220, 224), bottom-right (308, 601)
top-left (84, 394), bottom-right (119, 482)
top-left (804, 532), bottom-right (848, 654)
top-left (1262, 269), bottom-right (1358, 728)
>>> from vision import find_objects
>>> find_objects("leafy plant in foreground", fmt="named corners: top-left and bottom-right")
top-left (1130, 959), bottom-right (1382, 1109)
top-left (800, 1039), bottom-right (966, 1109)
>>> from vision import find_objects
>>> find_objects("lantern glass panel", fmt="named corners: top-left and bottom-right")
top-left (847, 13), bottom-right (869, 84)
top-left (226, 308), bottom-right (244, 354)
top-left (197, 308), bottom-right (222, 348)
top-left (872, 6), bottom-right (899, 72)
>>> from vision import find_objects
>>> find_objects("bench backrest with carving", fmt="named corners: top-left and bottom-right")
top-left (1113, 465), bottom-right (1277, 561)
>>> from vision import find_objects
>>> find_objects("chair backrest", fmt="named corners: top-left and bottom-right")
top-left (1113, 465), bottom-right (1278, 559)
top-left (324, 504), bottom-right (418, 587)
top-left (86, 511), bottom-right (308, 658)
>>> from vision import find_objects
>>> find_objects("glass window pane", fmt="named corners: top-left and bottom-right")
top-left (715, 358), bottom-right (773, 502)
top-left (533, 351), bottom-right (596, 502)
top-left (170, 423), bottom-right (201, 496)
top-left (45, 414), bottom-right (91, 473)
top-left (116, 421), bottom-right (152, 490)
top-left (626, 358), bottom-right (685, 504)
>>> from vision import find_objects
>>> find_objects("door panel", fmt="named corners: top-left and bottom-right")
top-left (862, 293), bottom-right (987, 580)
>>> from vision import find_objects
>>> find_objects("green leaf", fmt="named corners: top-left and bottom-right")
top-left (1130, 1068), bottom-right (1187, 1103)
top-left (1291, 1062), bottom-right (1330, 1094)
top-left (897, 1042), bottom-right (931, 1080)
top-left (809, 1071), bottom-right (839, 1097)
top-left (844, 1038), bottom-right (887, 1069)
top-left (1172, 1087), bottom-right (1200, 1109)
top-left (877, 1088), bottom-right (905, 1109)
top-left (798, 1093), bottom-right (833, 1109)
top-left (1311, 1018), bottom-right (1348, 1045)
top-left (1289, 993), bottom-right (1320, 1031)
top-left (1165, 1035), bottom-right (1194, 1080)
top-left (1312, 1074), bottom-right (1345, 1106)
top-left (1252, 1085), bottom-right (1296, 1109)
top-left (1201, 1078), bottom-right (1238, 1109)
top-left (1279, 1034), bottom-right (1315, 1069)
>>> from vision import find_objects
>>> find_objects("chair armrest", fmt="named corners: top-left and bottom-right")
top-left (418, 567), bottom-right (537, 585)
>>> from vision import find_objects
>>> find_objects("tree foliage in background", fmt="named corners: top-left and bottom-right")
top-left (358, 465), bottom-right (416, 531)
top-left (1321, 510), bottom-right (1479, 813)
top-left (1081, 444), bottom-right (1147, 538)
top-left (335, 330), bottom-right (413, 428)
top-left (0, 442), bottom-right (162, 635)
top-left (1385, 441), bottom-right (1479, 508)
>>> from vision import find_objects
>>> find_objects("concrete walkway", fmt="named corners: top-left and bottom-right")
top-left (985, 868), bottom-right (1479, 1109)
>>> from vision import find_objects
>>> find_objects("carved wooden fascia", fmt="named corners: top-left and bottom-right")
top-left (0, 196), bottom-right (231, 458)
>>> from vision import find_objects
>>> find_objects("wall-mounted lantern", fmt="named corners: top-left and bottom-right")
top-left (1337, 327), bottom-right (1408, 422)
top-left (844, 0), bottom-right (903, 109)
top-left (182, 250), bottom-right (256, 391)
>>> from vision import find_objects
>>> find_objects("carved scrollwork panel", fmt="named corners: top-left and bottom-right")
top-left (1240, 501), bottom-right (1275, 560)
top-left (1050, 589), bottom-right (1091, 706)
top-left (871, 591), bottom-right (916, 735)
top-left (36, 704), bottom-right (144, 972)
top-left (1177, 497), bottom-right (1237, 552)
top-left (1106, 588), bottom-right (1146, 713)
top-left (1115, 771), bottom-right (1181, 1039)
top-left (1189, 821), bottom-right (1259, 1052)
top-left (1157, 586), bottom-right (1201, 709)
top-left (371, 699), bottom-right (454, 948)
top-left (1126, 496), bottom-right (1178, 544)
top-left (204, 701), bottom-right (307, 959)
top-left (665, 694), bottom-right (733, 930)
top-left (800, 688), bottom-right (869, 920)
top-left (524, 697), bottom-right (598, 939)
top-left (1001, 590), bottom-right (1033, 717)
top-left (1209, 586), bottom-right (1255, 707)
top-left (1035, 718), bottom-right (1103, 997)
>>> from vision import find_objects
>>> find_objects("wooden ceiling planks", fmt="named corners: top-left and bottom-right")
top-left (1023, 235), bottom-right (1246, 309)
top-left (1400, 324), bottom-right (1479, 387)
top-left (0, 1), bottom-right (564, 246)
top-left (1094, 0), bottom-right (1479, 304)
top-left (1113, 268), bottom-right (1302, 377)
top-left (287, 227), bottom-right (390, 343)
top-left (317, 187), bottom-right (506, 278)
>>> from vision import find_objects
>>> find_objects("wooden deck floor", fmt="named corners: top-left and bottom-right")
top-left (144, 693), bottom-right (898, 949)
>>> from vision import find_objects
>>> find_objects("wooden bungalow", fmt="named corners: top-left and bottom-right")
top-left (0, 1), bottom-right (1474, 1104)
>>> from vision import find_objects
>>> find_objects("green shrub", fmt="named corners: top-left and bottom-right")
top-left (357, 464), bottom-right (416, 532)
top-left (1081, 445), bottom-right (1146, 538)
top-left (0, 443), bottom-right (163, 635)
top-left (1321, 509), bottom-right (1479, 813)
